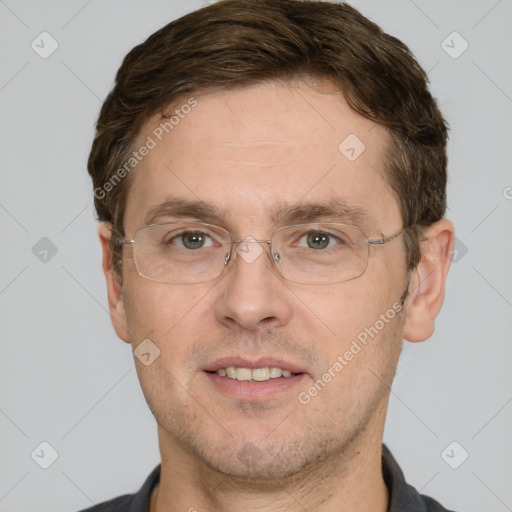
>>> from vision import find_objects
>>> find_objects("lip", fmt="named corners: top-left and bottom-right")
top-left (202, 356), bottom-right (309, 402)
top-left (203, 371), bottom-right (307, 401)
top-left (202, 357), bottom-right (307, 374)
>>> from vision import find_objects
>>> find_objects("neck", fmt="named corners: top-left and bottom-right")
top-left (151, 421), bottom-right (388, 512)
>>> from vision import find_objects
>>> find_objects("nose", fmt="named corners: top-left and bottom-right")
top-left (214, 240), bottom-right (292, 332)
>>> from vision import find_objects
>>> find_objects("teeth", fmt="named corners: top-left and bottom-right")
top-left (226, 366), bottom-right (237, 379)
top-left (252, 368), bottom-right (270, 381)
top-left (215, 366), bottom-right (297, 382)
top-left (269, 367), bottom-right (283, 378)
top-left (236, 368), bottom-right (252, 381)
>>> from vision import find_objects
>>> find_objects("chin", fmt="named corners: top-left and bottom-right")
top-left (180, 426), bottom-right (345, 485)
top-left (199, 442), bottom-right (313, 482)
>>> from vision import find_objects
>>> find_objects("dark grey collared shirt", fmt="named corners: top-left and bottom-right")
top-left (78, 445), bottom-right (456, 512)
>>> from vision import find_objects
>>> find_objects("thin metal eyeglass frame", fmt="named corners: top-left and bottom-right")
top-left (117, 222), bottom-right (413, 285)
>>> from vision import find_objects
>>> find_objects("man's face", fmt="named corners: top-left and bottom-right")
top-left (116, 80), bottom-right (410, 479)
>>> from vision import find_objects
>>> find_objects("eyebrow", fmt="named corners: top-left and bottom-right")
top-left (144, 196), bottom-right (370, 227)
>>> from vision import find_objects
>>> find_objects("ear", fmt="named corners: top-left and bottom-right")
top-left (402, 218), bottom-right (455, 342)
top-left (98, 222), bottom-right (131, 344)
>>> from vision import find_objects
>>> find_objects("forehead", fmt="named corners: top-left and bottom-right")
top-left (124, 80), bottom-right (400, 234)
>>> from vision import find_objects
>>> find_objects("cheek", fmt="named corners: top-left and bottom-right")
top-left (305, 262), bottom-right (406, 378)
top-left (122, 275), bottom-right (216, 351)
top-left (308, 282), bottom-right (392, 345)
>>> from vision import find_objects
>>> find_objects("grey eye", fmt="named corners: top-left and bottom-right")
top-left (296, 231), bottom-right (344, 250)
top-left (166, 231), bottom-right (214, 250)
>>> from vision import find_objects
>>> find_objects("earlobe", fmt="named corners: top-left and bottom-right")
top-left (98, 222), bottom-right (131, 344)
top-left (402, 219), bottom-right (455, 343)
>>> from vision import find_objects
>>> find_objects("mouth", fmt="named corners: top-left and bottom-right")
top-left (208, 365), bottom-right (302, 381)
top-left (202, 357), bottom-right (308, 401)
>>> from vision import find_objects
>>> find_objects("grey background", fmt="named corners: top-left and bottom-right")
top-left (0, 0), bottom-right (511, 511)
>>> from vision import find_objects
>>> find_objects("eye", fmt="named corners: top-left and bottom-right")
top-left (166, 231), bottom-right (215, 250)
top-left (297, 231), bottom-right (344, 250)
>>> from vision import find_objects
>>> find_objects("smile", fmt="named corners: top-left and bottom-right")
top-left (213, 366), bottom-right (298, 382)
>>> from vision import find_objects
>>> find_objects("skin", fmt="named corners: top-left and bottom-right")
top-left (98, 79), bottom-right (454, 512)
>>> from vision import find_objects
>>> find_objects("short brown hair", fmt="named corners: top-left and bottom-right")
top-left (88, 0), bottom-right (448, 282)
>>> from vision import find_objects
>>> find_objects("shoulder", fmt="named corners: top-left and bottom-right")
top-left (382, 445), bottom-right (459, 512)
top-left (75, 464), bottom-right (161, 512)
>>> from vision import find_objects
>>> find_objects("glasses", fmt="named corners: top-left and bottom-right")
top-left (118, 222), bottom-right (409, 285)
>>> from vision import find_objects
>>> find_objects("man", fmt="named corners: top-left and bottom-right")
top-left (83, 0), bottom-right (456, 510)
